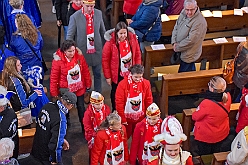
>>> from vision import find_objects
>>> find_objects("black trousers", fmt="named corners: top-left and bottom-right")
top-left (110, 75), bottom-right (124, 111)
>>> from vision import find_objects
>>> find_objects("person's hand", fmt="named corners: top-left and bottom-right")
top-left (122, 122), bottom-right (128, 125)
top-left (51, 162), bottom-right (57, 165)
top-left (57, 20), bottom-right (62, 26)
top-left (106, 78), bottom-right (111, 86)
top-left (173, 43), bottom-right (177, 51)
top-left (63, 139), bottom-right (69, 150)
top-left (126, 19), bottom-right (133, 26)
top-left (34, 89), bottom-right (42, 96)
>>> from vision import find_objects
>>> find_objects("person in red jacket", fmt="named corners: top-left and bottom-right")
top-left (115, 64), bottom-right (153, 139)
top-left (236, 82), bottom-right (248, 133)
top-left (91, 112), bottom-right (129, 165)
top-left (50, 40), bottom-right (92, 133)
top-left (83, 91), bottom-right (111, 159)
top-left (130, 103), bottom-right (162, 165)
top-left (102, 21), bottom-right (141, 110)
top-left (123, 0), bottom-right (142, 19)
top-left (154, 116), bottom-right (193, 165)
top-left (192, 76), bottom-right (231, 155)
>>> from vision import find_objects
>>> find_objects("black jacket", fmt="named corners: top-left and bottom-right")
top-left (31, 101), bottom-right (67, 163)
top-left (55, 0), bottom-right (69, 26)
top-left (0, 107), bottom-right (19, 158)
top-left (67, 3), bottom-right (77, 25)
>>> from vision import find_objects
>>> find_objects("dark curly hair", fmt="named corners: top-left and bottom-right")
top-left (60, 40), bottom-right (77, 52)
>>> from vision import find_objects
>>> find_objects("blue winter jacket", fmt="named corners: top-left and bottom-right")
top-left (130, 0), bottom-right (162, 42)
top-left (10, 31), bottom-right (44, 78)
top-left (6, 9), bottom-right (37, 45)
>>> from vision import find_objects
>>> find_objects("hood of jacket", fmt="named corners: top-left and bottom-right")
top-left (104, 27), bottom-right (135, 41)
top-left (181, 7), bottom-right (201, 20)
top-left (143, 0), bottom-right (162, 7)
top-left (53, 47), bottom-right (83, 61)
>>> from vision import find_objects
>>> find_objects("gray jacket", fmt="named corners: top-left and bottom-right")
top-left (171, 7), bottom-right (207, 63)
top-left (66, 9), bottom-right (106, 66)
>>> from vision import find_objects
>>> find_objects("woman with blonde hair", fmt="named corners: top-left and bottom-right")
top-left (1, 56), bottom-right (42, 116)
top-left (10, 14), bottom-right (44, 80)
top-left (91, 112), bottom-right (129, 165)
top-left (192, 76), bottom-right (231, 155)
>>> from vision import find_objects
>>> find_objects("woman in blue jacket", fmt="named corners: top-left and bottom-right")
top-left (10, 14), bottom-right (44, 80)
top-left (129, 0), bottom-right (162, 54)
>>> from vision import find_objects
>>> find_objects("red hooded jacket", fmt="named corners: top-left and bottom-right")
top-left (50, 48), bottom-right (92, 97)
top-left (102, 27), bottom-right (141, 84)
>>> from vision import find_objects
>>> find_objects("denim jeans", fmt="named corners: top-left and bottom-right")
top-left (63, 26), bottom-right (68, 40)
top-left (76, 94), bottom-right (85, 132)
top-left (140, 41), bottom-right (154, 54)
top-left (92, 64), bottom-right (102, 92)
top-left (178, 60), bottom-right (196, 73)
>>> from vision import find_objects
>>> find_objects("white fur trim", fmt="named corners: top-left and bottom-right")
top-left (53, 52), bottom-right (61, 61)
top-left (245, 95), bottom-right (248, 107)
top-left (104, 27), bottom-right (136, 41)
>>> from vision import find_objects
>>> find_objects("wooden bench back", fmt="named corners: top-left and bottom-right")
top-left (159, 68), bottom-right (223, 117)
top-left (162, 9), bottom-right (247, 36)
top-left (19, 128), bottom-right (36, 154)
top-left (182, 103), bottom-right (239, 151)
top-left (144, 37), bottom-right (243, 80)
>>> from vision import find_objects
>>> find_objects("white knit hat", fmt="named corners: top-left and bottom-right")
top-left (0, 85), bottom-right (15, 106)
top-left (146, 103), bottom-right (161, 116)
top-left (154, 116), bottom-right (187, 144)
top-left (90, 91), bottom-right (104, 104)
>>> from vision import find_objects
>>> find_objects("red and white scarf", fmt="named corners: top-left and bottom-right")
top-left (119, 40), bottom-right (132, 77)
top-left (142, 119), bottom-right (162, 164)
top-left (92, 104), bottom-right (106, 131)
top-left (104, 129), bottom-right (125, 165)
top-left (82, 8), bottom-right (96, 53)
top-left (72, 3), bottom-right (82, 11)
top-left (124, 75), bottom-right (144, 120)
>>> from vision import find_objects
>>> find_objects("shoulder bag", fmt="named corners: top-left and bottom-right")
top-left (24, 39), bottom-right (48, 73)
top-left (223, 42), bottom-right (245, 84)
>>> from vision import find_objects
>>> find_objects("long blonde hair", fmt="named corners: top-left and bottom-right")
top-left (2, 56), bottom-right (30, 93)
top-left (14, 14), bottom-right (38, 46)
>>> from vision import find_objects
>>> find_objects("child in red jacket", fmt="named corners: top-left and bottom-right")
top-left (130, 103), bottom-right (162, 165)
top-left (154, 116), bottom-right (193, 165)
top-left (91, 112), bottom-right (129, 165)
top-left (83, 91), bottom-right (111, 157)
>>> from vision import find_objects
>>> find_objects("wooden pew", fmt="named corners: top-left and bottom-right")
top-left (159, 68), bottom-right (223, 117)
top-left (19, 128), bottom-right (36, 154)
top-left (211, 151), bottom-right (230, 165)
top-left (197, 0), bottom-right (239, 9)
top-left (161, 10), bottom-right (248, 37)
top-left (182, 103), bottom-right (239, 151)
top-left (144, 37), bottom-right (241, 80)
top-left (110, 0), bottom-right (124, 28)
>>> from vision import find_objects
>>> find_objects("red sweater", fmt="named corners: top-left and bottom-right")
top-left (123, 0), bottom-right (142, 15)
top-left (91, 126), bottom-right (129, 165)
top-left (115, 77), bottom-right (153, 123)
top-left (192, 93), bottom-right (231, 143)
top-left (82, 104), bottom-right (111, 141)
top-left (50, 49), bottom-right (92, 97)
top-left (129, 118), bottom-right (162, 165)
top-left (102, 30), bottom-right (141, 84)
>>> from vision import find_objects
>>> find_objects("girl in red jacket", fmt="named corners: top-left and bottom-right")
top-left (154, 116), bottom-right (193, 165)
top-left (83, 91), bottom-right (111, 157)
top-left (91, 112), bottom-right (129, 165)
top-left (115, 64), bottom-right (153, 139)
top-left (130, 103), bottom-right (162, 165)
top-left (236, 82), bottom-right (248, 133)
top-left (192, 76), bottom-right (231, 155)
top-left (50, 40), bottom-right (92, 133)
top-left (102, 21), bottom-right (141, 110)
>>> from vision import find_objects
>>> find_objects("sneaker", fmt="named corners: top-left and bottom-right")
top-left (52, 6), bottom-right (56, 14)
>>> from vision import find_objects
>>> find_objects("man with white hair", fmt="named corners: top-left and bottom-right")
top-left (171, 0), bottom-right (207, 72)
top-left (0, 138), bottom-right (19, 165)
top-left (0, 85), bottom-right (18, 159)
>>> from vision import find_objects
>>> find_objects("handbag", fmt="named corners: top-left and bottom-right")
top-left (24, 39), bottom-right (48, 73)
top-left (16, 108), bottom-right (32, 128)
top-left (170, 52), bottom-right (181, 64)
top-left (134, 10), bottom-right (161, 42)
top-left (223, 43), bottom-right (244, 84)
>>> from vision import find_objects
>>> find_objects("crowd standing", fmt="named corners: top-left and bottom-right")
top-left (0, 0), bottom-right (248, 164)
